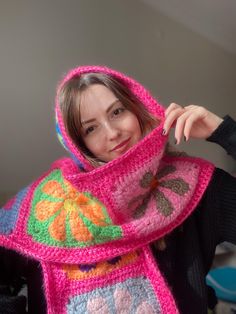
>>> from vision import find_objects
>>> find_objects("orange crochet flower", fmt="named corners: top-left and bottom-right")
top-left (35, 179), bottom-right (108, 243)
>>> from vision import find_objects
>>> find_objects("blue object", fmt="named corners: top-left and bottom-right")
top-left (206, 267), bottom-right (236, 303)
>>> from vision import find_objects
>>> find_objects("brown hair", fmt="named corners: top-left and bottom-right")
top-left (58, 72), bottom-right (159, 166)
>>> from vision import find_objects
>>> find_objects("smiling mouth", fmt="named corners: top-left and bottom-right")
top-left (111, 138), bottom-right (131, 152)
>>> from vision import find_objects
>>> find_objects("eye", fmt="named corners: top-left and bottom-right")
top-left (113, 107), bottom-right (125, 116)
top-left (85, 125), bottom-right (95, 135)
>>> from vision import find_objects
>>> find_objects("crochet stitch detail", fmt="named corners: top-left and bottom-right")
top-left (27, 169), bottom-right (122, 247)
top-left (130, 165), bottom-right (190, 218)
top-left (66, 277), bottom-right (160, 314)
top-left (63, 251), bottom-right (138, 280)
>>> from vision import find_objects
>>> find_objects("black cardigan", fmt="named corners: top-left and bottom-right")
top-left (1, 115), bottom-right (236, 314)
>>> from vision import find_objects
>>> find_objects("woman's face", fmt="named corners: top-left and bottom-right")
top-left (79, 84), bottom-right (142, 162)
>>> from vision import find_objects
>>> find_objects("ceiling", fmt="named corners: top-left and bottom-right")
top-left (142, 0), bottom-right (236, 55)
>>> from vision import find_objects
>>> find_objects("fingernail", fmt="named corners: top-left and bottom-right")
top-left (162, 129), bottom-right (166, 135)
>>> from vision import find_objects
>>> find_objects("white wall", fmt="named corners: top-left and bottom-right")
top-left (0, 0), bottom-right (236, 203)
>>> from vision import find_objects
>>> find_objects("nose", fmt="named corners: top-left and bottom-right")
top-left (104, 122), bottom-right (121, 140)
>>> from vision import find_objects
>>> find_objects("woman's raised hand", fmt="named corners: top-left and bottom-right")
top-left (163, 103), bottom-right (223, 144)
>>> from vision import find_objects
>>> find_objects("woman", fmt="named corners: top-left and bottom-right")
top-left (0, 65), bottom-right (236, 314)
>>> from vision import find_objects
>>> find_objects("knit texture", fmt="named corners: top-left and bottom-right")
top-left (0, 66), bottom-right (215, 313)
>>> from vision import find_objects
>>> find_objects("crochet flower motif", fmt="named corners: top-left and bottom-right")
top-left (85, 289), bottom-right (156, 314)
top-left (63, 252), bottom-right (138, 280)
top-left (28, 170), bottom-right (122, 247)
top-left (130, 165), bottom-right (189, 218)
top-left (67, 277), bottom-right (159, 313)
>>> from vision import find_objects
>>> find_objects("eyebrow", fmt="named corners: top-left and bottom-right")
top-left (81, 99), bottom-right (120, 125)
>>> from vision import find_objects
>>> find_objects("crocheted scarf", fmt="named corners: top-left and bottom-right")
top-left (0, 66), bottom-right (215, 314)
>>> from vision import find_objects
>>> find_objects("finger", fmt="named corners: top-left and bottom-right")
top-left (183, 107), bottom-right (207, 140)
top-left (163, 107), bottom-right (185, 135)
top-left (174, 110), bottom-right (193, 144)
top-left (183, 104), bottom-right (197, 110)
top-left (183, 114), bottom-right (200, 141)
top-left (165, 102), bottom-right (182, 117)
top-left (184, 105), bottom-right (206, 116)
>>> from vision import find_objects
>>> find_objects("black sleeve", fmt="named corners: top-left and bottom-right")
top-left (202, 168), bottom-right (236, 245)
top-left (207, 115), bottom-right (236, 159)
top-left (0, 247), bottom-right (46, 314)
top-left (0, 247), bottom-right (27, 314)
top-left (205, 115), bottom-right (236, 243)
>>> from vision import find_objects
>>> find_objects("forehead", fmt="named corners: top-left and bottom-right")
top-left (79, 84), bottom-right (117, 118)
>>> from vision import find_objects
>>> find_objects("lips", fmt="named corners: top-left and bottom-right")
top-left (111, 138), bottom-right (131, 152)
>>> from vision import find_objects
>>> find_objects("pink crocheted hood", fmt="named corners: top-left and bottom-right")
top-left (55, 65), bottom-right (166, 171)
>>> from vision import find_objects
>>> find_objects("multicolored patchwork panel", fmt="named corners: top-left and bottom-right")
top-left (42, 249), bottom-right (173, 313)
top-left (27, 170), bottom-right (122, 247)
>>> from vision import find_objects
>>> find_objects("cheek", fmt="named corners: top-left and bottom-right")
top-left (128, 116), bottom-right (142, 137)
top-left (85, 137), bottom-right (104, 155)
